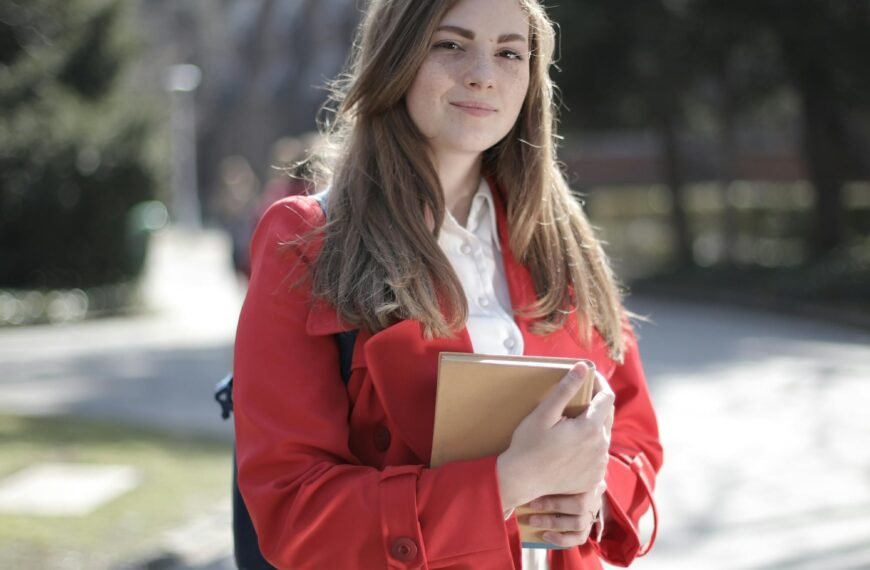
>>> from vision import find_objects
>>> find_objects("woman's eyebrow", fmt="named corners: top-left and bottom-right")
top-left (436, 25), bottom-right (527, 44)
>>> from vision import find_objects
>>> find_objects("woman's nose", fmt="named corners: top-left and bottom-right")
top-left (464, 51), bottom-right (495, 90)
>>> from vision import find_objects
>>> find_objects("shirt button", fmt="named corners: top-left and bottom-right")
top-left (373, 425), bottom-right (391, 452)
top-left (478, 296), bottom-right (490, 308)
top-left (460, 243), bottom-right (473, 255)
top-left (503, 337), bottom-right (516, 350)
top-left (390, 537), bottom-right (418, 561)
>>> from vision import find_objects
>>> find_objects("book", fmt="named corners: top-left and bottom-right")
top-left (431, 352), bottom-right (596, 548)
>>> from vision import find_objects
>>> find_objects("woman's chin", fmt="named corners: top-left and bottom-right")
top-left (434, 137), bottom-right (507, 157)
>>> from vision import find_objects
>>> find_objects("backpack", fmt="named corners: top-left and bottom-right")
top-left (215, 192), bottom-right (357, 570)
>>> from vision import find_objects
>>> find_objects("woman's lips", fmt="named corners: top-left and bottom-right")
top-left (450, 101), bottom-right (498, 117)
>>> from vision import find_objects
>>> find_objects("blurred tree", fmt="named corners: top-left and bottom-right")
top-left (551, 0), bottom-right (870, 264)
top-left (0, 0), bottom-right (158, 288)
top-left (690, 0), bottom-right (870, 258)
top-left (550, 1), bottom-right (697, 268)
top-left (763, 0), bottom-right (870, 257)
top-left (682, 2), bottom-right (787, 265)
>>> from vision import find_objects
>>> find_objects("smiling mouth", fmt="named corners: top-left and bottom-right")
top-left (450, 102), bottom-right (498, 116)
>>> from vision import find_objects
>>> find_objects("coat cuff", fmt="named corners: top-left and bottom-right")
top-left (377, 457), bottom-right (515, 568)
top-left (379, 465), bottom-right (427, 568)
top-left (417, 455), bottom-right (516, 567)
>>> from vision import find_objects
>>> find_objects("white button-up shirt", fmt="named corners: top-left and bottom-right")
top-left (437, 177), bottom-right (525, 357)
top-left (437, 178), bottom-right (550, 570)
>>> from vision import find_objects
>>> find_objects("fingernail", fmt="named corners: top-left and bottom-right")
top-left (530, 515), bottom-right (542, 526)
top-left (570, 362), bottom-right (588, 378)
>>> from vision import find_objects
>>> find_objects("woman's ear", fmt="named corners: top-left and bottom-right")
top-left (424, 206), bottom-right (436, 233)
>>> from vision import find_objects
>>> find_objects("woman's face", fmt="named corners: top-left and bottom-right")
top-left (405, 0), bottom-right (531, 160)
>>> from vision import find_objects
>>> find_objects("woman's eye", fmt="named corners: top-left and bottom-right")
top-left (434, 40), bottom-right (462, 51)
top-left (499, 49), bottom-right (524, 61)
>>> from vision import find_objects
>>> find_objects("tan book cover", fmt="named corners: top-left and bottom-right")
top-left (431, 352), bottom-right (596, 548)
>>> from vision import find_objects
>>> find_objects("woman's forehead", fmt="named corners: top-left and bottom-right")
top-left (438, 0), bottom-right (530, 35)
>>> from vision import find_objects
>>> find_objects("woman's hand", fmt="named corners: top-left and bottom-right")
top-left (497, 362), bottom-right (615, 511)
top-left (528, 481), bottom-right (607, 547)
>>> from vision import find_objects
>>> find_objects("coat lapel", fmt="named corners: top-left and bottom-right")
top-left (487, 177), bottom-right (538, 329)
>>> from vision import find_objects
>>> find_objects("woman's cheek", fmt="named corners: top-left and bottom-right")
top-left (507, 79), bottom-right (530, 124)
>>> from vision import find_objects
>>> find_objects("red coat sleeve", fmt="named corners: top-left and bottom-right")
top-left (590, 325), bottom-right (663, 567)
top-left (233, 197), bottom-right (515, 569)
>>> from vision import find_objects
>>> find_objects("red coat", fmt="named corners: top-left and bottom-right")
top-left (234, 188), bottom-right (663, 569)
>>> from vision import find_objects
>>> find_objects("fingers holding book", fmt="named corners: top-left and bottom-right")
top-left (497, 362), bottom-right (612, 507)
top-left (527, 481), bottom-right (607, 547)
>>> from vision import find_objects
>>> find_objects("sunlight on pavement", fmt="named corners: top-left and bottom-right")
top-left (622, 300), bottom-right (870, 570)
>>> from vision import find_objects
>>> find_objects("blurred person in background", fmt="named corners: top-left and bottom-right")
top-left (253, 134), bottom-right (320, 223)
top-left (229, 134), bottom-right (321, 279)
top-left (233, 0), bottom-right (662, 569)
top-left (215, 155), bottom-right (261, 277)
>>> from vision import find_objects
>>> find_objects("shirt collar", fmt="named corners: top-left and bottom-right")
top-left (455, 177), bottom-right (501, 251)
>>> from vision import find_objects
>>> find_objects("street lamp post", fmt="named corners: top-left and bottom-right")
top-left (163, 63), bottom-right (203, 230)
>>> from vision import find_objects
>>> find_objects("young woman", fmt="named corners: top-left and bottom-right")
top-left (233, 0), bottom-right (662, 568)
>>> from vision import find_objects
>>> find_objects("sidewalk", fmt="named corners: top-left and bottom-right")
top-left (625, 296), bottom-right (870, 570)
top-left (0, 227), bottom-right (245, 440)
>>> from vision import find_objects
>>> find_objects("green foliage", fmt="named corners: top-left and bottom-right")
top-left (0, 0), bottom-right (159, 288)
top-left (549, 0), bottom-right (870, 259)
top-left (549, 1), bottom-right (693, 129)
top-left (549, 0), bottom-right (870, 130)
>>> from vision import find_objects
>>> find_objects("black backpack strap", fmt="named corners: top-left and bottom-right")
top-left (214, 373), bottom-right (233, 420)
top-left (232, 458), bottom-right (274, 570)
top-left (336, 330), bottom-right (359, 383)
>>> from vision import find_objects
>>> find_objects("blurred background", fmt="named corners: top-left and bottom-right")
top-left (0, 1), bottom-right (867, 569)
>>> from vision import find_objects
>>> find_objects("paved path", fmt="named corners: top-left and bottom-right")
top-left (1, 228), bottom-right (868, 569)
top-left (0, 229), bottom-right (242, 441)
top-left (625, 297), bottom-right (870, 570)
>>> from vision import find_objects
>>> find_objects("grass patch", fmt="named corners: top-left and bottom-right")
top-left (0, 415), bottom-right (232, 570)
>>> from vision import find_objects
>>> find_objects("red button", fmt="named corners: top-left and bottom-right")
top-left (390, 537), bottom-right (418, 561)
top-left (373, 425), bottom-right (391, 452)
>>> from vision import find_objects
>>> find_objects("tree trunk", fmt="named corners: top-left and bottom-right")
top-left (658, 114), bottom-right (694, 268)
top-left (716, 57), bottom-right (740, 266)
top-left (798, 84), bottom-right (848, 258)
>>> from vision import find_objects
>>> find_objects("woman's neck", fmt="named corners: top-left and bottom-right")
top-left (433, 151), bottom-right (483, 228)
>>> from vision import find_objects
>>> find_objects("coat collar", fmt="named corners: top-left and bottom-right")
top-left (439, 176), bottom-right (501, 252)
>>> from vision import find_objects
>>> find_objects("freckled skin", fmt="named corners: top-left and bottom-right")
top-left (405, 0), bottom-right (531, 156)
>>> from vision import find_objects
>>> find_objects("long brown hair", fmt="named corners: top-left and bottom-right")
top-left (304, 0), bottom-right (628, 361)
